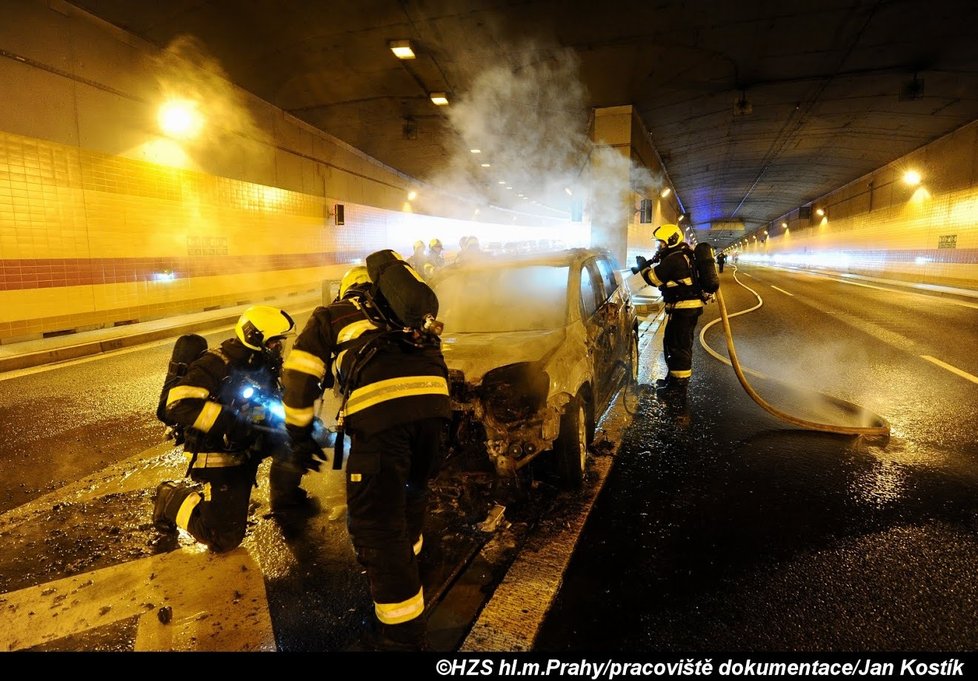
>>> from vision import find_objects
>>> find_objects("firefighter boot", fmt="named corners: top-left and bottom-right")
top-left (361, 617), bottom-right (429, 652)
top-left (153, 481), bottom-right (199, 533)
top-left (268, 459), bottom-right (320, 517)
top-left (655, 375), bottom-right (689, 395)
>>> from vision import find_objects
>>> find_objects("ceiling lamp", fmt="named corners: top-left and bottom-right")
top-left (429, 92), bottom-right (449, 106)
top-left (389, 40), bottom-right (416, 59)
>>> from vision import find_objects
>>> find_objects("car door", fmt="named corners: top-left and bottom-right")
top-left (594, 256), bottom-right (628, 368)
top-left (579, 258), bottom-right (616, 406)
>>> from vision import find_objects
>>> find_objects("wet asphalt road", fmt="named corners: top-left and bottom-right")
top-left (535, 265), bottom-right (978, 652)
top-left (2, 266), bottom-right (978, 652)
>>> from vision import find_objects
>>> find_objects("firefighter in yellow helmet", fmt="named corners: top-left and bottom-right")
top-left (282, 260), bottom-right (450, 650)
top-left (152, 305), bottom-right (317, 552)
top-left (427, 238), bottom-right (445, 269)
top-left (638, 224), bottom-right (704, 395)
top-left (407, 240), bottom-right (427, 274)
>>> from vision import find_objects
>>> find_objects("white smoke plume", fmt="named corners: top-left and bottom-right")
top-left (425, 41), bottom-right (661, 249)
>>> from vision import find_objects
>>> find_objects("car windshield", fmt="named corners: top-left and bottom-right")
top-left (433, 264), bottom-right (570, 333)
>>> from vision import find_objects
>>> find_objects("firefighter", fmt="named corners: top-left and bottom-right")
top-left (638, 224), bottom-right (705, 395)
top-left (427, 238), bottom-right (445, 269)
top-left (716, 251), bottom-right (727, 273)
top-left (281, 265), bottom-right (450, 651)
top-left (152, 305), bottom-right (316, 553)
top-left (407, 240), bottom-right (428, 274)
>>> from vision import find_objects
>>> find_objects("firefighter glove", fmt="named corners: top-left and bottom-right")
top-left (291, 434), bottom-right (328, 474)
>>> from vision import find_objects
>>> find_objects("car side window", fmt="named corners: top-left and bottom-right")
top-left (580, 263), bottom-right (600, 318)
top-left (596, 257), bottom-right (619, 299)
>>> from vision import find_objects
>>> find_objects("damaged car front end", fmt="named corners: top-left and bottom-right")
top-left (431, 249), bottom-right (637, 490)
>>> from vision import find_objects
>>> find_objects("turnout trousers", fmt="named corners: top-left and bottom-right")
top-left (662, 308), bottom-right (703, 380)
top-left (346, 417), bottom-right (446, 641)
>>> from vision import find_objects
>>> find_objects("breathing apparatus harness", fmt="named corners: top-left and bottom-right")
top-left (328, 285), bottom-right (444, 469)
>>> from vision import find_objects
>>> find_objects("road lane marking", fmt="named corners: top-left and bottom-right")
top-left (920, 355), bottom-right (978, 385)
top-left (770, 285), bottom-right (794, 296)
top-left (758, 265), bottom-right (978, 310)
top-left (0, 546), bottom-right (275, 652)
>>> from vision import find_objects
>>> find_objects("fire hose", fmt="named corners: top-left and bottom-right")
top-left (699, 267), bottom-right (890, 439)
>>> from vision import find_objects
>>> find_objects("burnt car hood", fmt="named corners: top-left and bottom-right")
top-left (439, 328), bottom-right (567, 383)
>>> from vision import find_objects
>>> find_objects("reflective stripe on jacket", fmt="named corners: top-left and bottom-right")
top-left (282, 296), bottom-right (450, 437)
top-left (641, 244), bottom-right (703, 309)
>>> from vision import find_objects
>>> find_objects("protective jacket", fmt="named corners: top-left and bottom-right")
top-left (282, 290), bottom-right (451, 439)
top-left (165, 337), bottom-right (280, 466)
top-left (640, 243), bottom-right (704, 312)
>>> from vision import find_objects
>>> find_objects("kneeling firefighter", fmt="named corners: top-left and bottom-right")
top-left (636, 224), bottom-right (719, 394)
top-left (153, 305), bottom-right (317, 553)
top-left (281, 253), bottom-right (450, 650)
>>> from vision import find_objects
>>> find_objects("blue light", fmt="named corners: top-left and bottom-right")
top-left (241, 386), bottom-right (255, 399)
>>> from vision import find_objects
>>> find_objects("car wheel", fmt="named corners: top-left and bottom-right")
top-left (555, 395), bottom-right (589, 490)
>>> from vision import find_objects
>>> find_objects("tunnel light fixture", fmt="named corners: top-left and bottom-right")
top-left (480, 162), bottom-right (491, 168)
top-left (389, 40), bottom-right (416, 59)
top-left (158, 99), bottom-right (203, 139)
top-left (564, 187), bottom-right (573, 196)
top-left (677, 214), bottom-right (685, 222)
top-left (781, 222), bottom-right (788, 229)
top-left (903, 169), bottom-right (922, 186)
top-left (470, 148), bottom-right (481, 154)
top-left (815, 208), bottom-right (825, 217)
top-left (407, 190), bottom-right (418, 201)
top-left (660, 187), bottom-right (671, 198)
top-left (429, 92), bottom-right (449, 106)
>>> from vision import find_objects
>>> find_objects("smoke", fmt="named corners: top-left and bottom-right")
top-left (425, 41), bottom-right (661, 247)
top-left (151, 35), bottom-right (270, 169)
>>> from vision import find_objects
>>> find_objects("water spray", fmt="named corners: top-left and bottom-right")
top-left (700, 268), bottom-right (891, 439)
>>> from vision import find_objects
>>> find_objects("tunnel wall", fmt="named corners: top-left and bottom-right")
top-left (0, 1), bottom-right (573, 343)
top-left (740, 120), bottom-right (978, 291)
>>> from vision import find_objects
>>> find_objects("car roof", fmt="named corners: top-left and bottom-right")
top-left (433, 247), bottom-right (618, 274)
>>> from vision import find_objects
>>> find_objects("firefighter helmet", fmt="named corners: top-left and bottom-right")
top-left (235, 306), bottom-right (295, 352)
top-left (339, 265), bottom-right (370, 298)
top-left (413, 240), bottom-right (425, 252)
top-left (429, 238), bottom-right (443, 252)
top-left (653, 223), bottom-right (684, 247)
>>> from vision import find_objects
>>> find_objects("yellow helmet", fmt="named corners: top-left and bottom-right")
top-left (339, 265), bottom-right (370, 298)
top-left (235, 306), bottom-right (295, 351)
top-left (429, 238), bottom-right (443, 251)
top-left (653, 223), bottom-right (684, 247)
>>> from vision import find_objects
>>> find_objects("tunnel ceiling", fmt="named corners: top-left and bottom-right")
top-left (69, 0), bottom-right (978, 250)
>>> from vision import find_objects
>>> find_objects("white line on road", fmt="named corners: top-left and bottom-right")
top-left (770, 285), bottom-right (794, 296)
top-left (920, 355), bottom-right (978, 385)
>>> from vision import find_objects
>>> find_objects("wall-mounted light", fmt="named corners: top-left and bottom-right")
top-left (407, 190), bottom-right (418, 201)
top-left (429, 92), bottom-right (449, 106)
top-left (480, 162), bottom-right (491, 168)
top-left (660, 187), bottom-right (672, 198)
top-left (677, 214), bottom-right (685, 222)
top-left (389, 40), bottom-right (416, 59)
top-left (781, 222), bottom-right (788, 229)
top-left (815, 208), bottom-right (825, 217)
top-left (903, 169), bottom-right (922, 186)
top-left (470, 148), bottom-right (481, 154)
top-left (158, 99), bottom-right (203, 139)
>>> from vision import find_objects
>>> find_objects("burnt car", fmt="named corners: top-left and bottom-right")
top-left (429, 248), bottom-right (639, 490)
